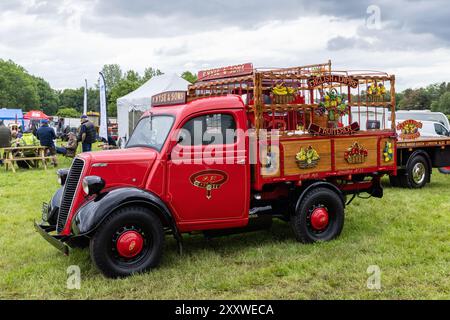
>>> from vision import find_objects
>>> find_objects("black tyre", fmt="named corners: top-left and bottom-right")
top-left (90, 206), bottom-right (164, 278)
top-left (291, 187), bottom-right (345, 243)
top-left (401, 155), bottom-right (430, 189)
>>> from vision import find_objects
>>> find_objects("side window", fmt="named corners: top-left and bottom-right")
top-left (180, 113), bottom-right (236, 146)
top-left (434, 123), bottom-right (445, 135)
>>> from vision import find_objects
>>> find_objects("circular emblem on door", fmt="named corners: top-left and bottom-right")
top-left (189, 170), bottom-right (228, 199)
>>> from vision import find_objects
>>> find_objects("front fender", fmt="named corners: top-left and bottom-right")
top-left (71, 187), bottom-right (176, 236)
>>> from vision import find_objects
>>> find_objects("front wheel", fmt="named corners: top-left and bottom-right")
top-left (291, 187), bottom-right (345, 243)
top-left (89, 206), bottom-right (165, 278)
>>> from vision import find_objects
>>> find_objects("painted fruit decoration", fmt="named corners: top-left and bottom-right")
top-left (316, 88), bottom-right (348, 120)
top-left (190, 170), bottom-right (228, 200)
top-left (345, 142), bottom-right (368, 164)
top-left (396, 119), bottom-right (422, 139)
top-left (383, 141), bottom-right (394, 162)
top-left (296, 146), bottom-right (320, 169)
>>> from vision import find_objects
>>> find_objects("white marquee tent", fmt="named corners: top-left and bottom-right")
top-left (117, 73), bottom-right (190, 145)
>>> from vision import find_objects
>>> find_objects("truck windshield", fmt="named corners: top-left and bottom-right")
top-left (126, 115), bottom-right (174, 151)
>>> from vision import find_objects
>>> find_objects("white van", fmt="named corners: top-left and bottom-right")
top-left (394, 110), bottom-right (450, 131)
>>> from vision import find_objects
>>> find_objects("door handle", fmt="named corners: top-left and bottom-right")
top-left (237, 159), bottom-right (246, 164)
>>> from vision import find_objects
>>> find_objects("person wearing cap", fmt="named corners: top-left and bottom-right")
top-left (56, 132), bottom-right (78, 157)
top-left (36, 119), bottom-right (57, 166)
top-left (78, 115), bottom-right (96, 152)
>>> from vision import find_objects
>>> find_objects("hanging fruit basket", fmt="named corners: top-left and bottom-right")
top-left (272, 83), bottom-right (296, 104)
top-left (367, 82), bottom-right (387, 102)
top-left (316, 88), bottom-right (349, 125)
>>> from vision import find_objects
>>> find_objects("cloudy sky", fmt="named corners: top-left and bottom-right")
top-left (1, 0), bottom-right (450, 90)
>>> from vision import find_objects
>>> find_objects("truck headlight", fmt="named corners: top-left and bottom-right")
top-left (82, 176), bottom-right (105, 196)
top-left (57, 169), bottom-right (69, 186)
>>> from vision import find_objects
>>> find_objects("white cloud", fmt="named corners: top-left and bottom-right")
top-left (0, 0), bottom-right (449, 91)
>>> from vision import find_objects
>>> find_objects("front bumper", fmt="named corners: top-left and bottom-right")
top-left (34, 222), bottom-right (69, 255)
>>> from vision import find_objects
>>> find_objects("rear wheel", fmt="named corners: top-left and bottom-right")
top-left (90, 206), bottom-right (164, 278)
top-left (291, 188), bottom-right (345, 243)
top-left (401, 155), bottom-right (430, 189)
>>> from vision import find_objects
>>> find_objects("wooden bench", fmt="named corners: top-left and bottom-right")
top-left (1, 146), bottom-right (54, 173)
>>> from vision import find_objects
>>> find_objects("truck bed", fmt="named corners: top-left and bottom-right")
top-left (256, 130), bottom-right (397, 188)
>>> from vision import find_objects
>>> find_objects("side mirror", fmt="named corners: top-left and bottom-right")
top-left (177, 135), bottom-right (184, 144)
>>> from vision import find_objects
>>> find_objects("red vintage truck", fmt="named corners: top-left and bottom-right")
top-left (36, 62), bottom-right (401, 278)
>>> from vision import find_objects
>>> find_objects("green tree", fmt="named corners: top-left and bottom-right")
top-left (108, 78), bottom-right (141, 117)
top-left (101, 64), bottom-right (123, 91)
top-left (181, 71), bottom-right (197, 84)
top-left (58, 88), bottom-right (84, 113)
top-left (56, 107), bottom-right (80, 118)
top-left (142, 67), bottom-right (163, 83)
top-left (124, 70), bottom-right (141, 83)
top-left (33, 76), bottom-right (59, 115)
top-left (431, 92), bottom-right (450, 115)
top-left (0, 59), bottom-right (40, 111)
top-left (398, 88), bottom-right (432, 110)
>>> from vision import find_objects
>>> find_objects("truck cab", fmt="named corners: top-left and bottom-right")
top-left (37, 95), bottom-right (254, 277)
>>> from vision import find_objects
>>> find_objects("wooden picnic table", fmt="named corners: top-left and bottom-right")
top-left (1, 146), bottom-right (54, 173)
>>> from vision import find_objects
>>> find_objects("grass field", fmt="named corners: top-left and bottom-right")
top-left (0, 148), bottom-right (449, 300)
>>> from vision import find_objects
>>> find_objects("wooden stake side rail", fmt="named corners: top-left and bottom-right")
top-left (247, 104), bottom-right (320, 112)
top-left (256, 61), bottom-right (332, 74)
top-left (188, 62), bottom-right (397, 133)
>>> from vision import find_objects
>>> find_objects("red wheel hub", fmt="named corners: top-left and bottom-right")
top-left (116, 231), bottom-right (144, 258)
top-left (310, 207), bottom-right (329, 231)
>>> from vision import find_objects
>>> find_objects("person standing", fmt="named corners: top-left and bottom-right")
top-left (0, 121), bottom-right (11, 165)
top-left (78, 115), bottom-right (96, 152)
top-left (36, 119), bottom-right (57, 166)
top-left (0, 121), bottom-right (11, 148)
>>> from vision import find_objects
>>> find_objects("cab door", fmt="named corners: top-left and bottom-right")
top-left (166, 109), bottom-right (250, 231)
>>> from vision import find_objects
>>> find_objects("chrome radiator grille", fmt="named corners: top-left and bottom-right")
top-left (56, 158), bottom-right (85, 233)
